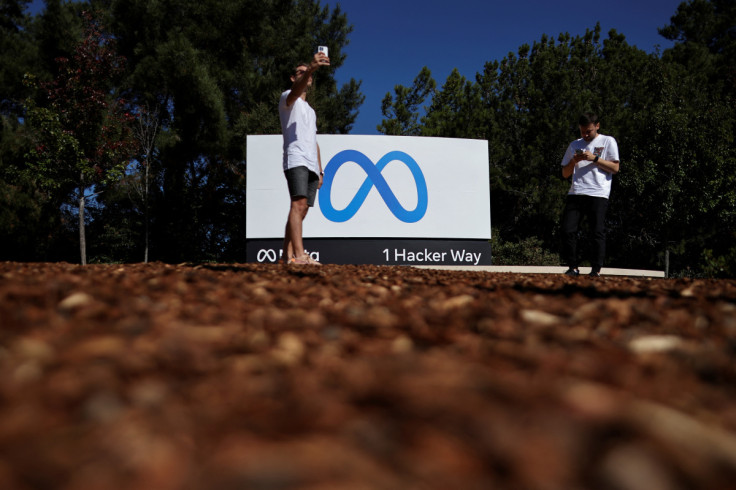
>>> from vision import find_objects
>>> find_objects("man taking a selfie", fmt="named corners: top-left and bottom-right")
top-left (278, 49), bottom-right (330, 265)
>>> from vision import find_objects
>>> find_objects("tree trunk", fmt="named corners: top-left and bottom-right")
top-left (78, 182), bottom-right (86, 265)
top-left (144, 158), bottom-right (150, 263)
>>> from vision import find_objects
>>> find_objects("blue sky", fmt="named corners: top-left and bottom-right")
top-left (323, 0), bottom-right (686, 134)
top-left (27, 0), bottom-right (686, 135)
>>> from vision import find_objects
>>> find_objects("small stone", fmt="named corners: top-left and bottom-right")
top-left (392, 335), bottom-right (413, 354)
top-left (58, 292), bottom-right (94, 311)
top-left (439, 295), bottom-right (474, 312)
top-left (520, 309), bottom-right (562, 326)
top-left (14, 338), bottom-right (55, 364)
top-left (272, 333), bottom-right (305, 365)
top-left (629, 335), bottom-right (683, 354)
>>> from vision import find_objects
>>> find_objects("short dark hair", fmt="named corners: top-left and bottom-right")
top-left (579, 113), bottom-right (599, 126)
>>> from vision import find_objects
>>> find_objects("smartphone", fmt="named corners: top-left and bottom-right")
top-left (575, 149), bottom-right (583, 154)
top-left (317, 46), bottom-right (328, 58)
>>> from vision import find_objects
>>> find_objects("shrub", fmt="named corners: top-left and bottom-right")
top-left (491, 232), bottom-right (560, 266)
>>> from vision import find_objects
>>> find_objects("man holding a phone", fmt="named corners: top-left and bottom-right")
top-left (560, 113), bottom-right (620, 277)
top-left (278, 48), bottom-right (330, 265)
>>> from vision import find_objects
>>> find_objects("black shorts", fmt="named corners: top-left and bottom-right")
top-left (284, 166), bottom-right (320, 207)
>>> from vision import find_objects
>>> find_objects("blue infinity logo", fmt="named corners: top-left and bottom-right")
top-left (319, 150), bottom-right (428, 223)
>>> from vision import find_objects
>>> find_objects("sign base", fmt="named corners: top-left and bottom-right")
top-left (246, 238), bottom-right (492, 266)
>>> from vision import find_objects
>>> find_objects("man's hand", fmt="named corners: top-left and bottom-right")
top-left (310, 52), bottom-right (330, 71)
top-left (575, 150), bottom-right (593, 162)
top-left (579, 150), bottom-right (620, 175)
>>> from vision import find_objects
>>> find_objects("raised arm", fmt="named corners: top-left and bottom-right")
top-left (285, 52), bottom-right (330, 107)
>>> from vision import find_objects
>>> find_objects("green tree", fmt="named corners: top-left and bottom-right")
top-left (419, 24), bottom-right (694, 272)
top-left (0, 0), bottom-right (86, 261)
top-left (474, 27), bottom-right (610, 254)
top-left (378, 66), bottom-right (435, 135)
top-left (421, 68), bottom-right (485, 139)
top-left (1, 1), bottom-right (35, 259)
top-left (105, 0), bottom-right (362, 262)
top-left (0, 114), bottom-right (52, 260)
top-left (32, 0), bottom-right (83, 80)
top-left (0, 0), bottom-right (34, 115)
top-left (129, 104), bottom-right (159, 263)
top-left (659, 0), bottom-right (736, 98)
top-left (628, 0), bottom-right (736, 275)
top-left (24, 11), bottom-right (139, 265)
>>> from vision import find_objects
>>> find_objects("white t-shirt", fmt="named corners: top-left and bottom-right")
top-left (279, 90), bottom-right (319, 175)
top-left (561, 134), bottom-right (620, 199)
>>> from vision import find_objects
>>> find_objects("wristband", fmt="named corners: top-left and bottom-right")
top-left (593, 156), bottom-right (599, 163)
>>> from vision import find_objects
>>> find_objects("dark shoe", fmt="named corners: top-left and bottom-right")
top-left (589, 271), bottom-right (601, 277)
top-left (564, 268), bottom-right (580, 277)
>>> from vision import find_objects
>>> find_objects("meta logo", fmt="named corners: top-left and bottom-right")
top-left (319, 150), bottom-right (428, 223)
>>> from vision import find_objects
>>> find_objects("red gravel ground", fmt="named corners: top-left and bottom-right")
top-left (1, 261), bottom-right (736, 490)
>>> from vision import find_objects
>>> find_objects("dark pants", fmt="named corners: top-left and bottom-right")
top-left (561, 195), bottom-right (609, 272)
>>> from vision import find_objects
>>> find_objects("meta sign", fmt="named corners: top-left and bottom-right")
top-left (245, 135), bottom-right (491, 265)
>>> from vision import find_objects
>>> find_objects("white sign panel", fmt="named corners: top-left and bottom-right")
top-left (246, 135), bottom-right (490, 239)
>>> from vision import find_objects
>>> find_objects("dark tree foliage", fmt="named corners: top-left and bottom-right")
top-left (100, 0), bottom-right (363, 263)
top-left (659, 0), bottom-right (736, 98)
top-left (0, 0), bottom-right (33, 115)
top-left (378, 5), bottom-right (735, 276)
top-left (1, 0), bottom-right (362, 264)
top-left (24, 10), bottom-right (138, 265)
top-left (378, 66), bottom-right (436, 136)
top-left (2, 0), bottom-right (734, 276)
top-left (0, 0), bottom-right (84, 261)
